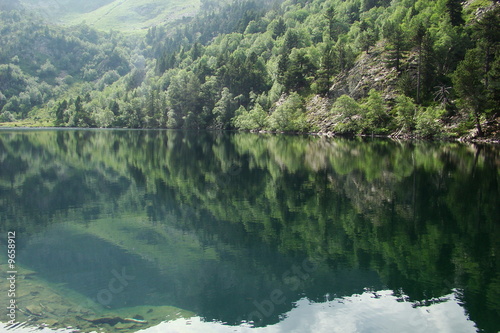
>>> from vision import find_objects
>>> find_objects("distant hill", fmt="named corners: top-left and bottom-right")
top-left (0, 0), bottom-right (22, 11)
top-left (18, 0), bottom-right (201, 33)
top-left (19, 0), bottom-right (115, 14)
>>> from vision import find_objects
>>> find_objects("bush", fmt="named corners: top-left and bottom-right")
top-left (331, 94), bottom-right (363, 134)
top-left (0, 111), bottom-right (17, 122)
top-left (268, 93), bottom-right (308, 132)
top-left (361, 89), bottom-right (392, 134)
top-left (394, 94), bottom-right (417, 133)
top-left (233, 104), bottom-right (268, 130)
top-left (415, 106), bottom-right (445, 138)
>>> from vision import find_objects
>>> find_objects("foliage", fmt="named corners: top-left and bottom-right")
top-left (394, 94), bottom-right (417, 134)
top-left (233, 104), bottom-right (268, 130)
top-left (267, 92), bottom-right (308, 132)
top-left (331, 94), bottom-right (364, 134)
top-left (0, 0), bottom-right (498, 137)
top-left (0, 110), bottom-right (16, 122)
top-left (453, 48), bottom-right (488, 136)
top-left (415, 105), bottom-right (445, 138)
top-left (361, 89), bottom-right (392, 134)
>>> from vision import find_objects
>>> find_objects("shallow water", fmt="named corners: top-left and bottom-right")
top-left (0, 129), bottom-right (498, 332)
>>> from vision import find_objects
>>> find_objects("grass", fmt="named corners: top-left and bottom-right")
top-left (59, 0), bottom-right (201, 34)
top-left (0, 119), bottom-right (54, 128)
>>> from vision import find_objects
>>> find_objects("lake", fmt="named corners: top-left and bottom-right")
top-left (0, 129), bottom-right (498, 333)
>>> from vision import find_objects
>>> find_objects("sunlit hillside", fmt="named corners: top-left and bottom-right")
top-left (19, 0), bottom-right (201, 33)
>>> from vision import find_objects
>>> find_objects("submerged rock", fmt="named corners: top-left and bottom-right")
top-left (42, 318), bottom-right (59, 327)
top-left (77, 315), bottom-right (148, 326)
top-left (114, 322), bottom-right (137, 330)
top-left (25, 305), bottom-right (43, 316)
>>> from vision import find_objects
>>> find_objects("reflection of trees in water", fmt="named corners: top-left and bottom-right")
top-left (0, 130), bottom-right (498, 330)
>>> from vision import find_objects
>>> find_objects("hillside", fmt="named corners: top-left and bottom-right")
top-left (0, 10), bottom-right (136, 125)
top-left (18, 0), bottom-right (201, 33)
top-left (0, 0), bottom-right (22, 11)
top-left (0, 0), bottom-right (499, 139)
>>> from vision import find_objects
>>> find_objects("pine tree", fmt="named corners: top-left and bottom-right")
top-left (453, 49), bottom-right (487, 137)
top-left (273, 17), bottom-right (286, 39)
top-left (55, 100), bottom-right (67, 126)
top-left (446, 0), bottom-right (464, 27)
top-left (384, 20), bottom-right (405, 72)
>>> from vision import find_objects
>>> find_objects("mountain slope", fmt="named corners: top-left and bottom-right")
top-left (0, 0), bottom-right (22, 11)
top-left (19, 0), bottom-right (201, 33)
top-left (19, 0), bottom-right (115, 15)
top-left (1, 0), bottom-right (499, 139)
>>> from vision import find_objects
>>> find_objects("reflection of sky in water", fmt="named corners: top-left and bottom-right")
top-left (1, 290), bottom-right (476, 333)
top-left (139, 291), bottom-right (476, 333)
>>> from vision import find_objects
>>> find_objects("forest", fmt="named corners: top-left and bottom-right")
top-left (0, 0), bottom-right (499, 139)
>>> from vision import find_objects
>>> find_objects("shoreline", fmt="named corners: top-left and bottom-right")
top-left (0, 125), bottom-right (499, 144)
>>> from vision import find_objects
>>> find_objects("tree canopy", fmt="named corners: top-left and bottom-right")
top-left (0, 0), bottom-right (498, 138)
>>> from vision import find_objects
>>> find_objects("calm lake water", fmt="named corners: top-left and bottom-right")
top-left (0, 129), bottom-right (498, 333)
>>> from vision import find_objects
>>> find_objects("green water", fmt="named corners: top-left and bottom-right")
top-left (0, 129), bottom-right (498, 332)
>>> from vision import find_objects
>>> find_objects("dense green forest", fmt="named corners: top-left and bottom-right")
top-left (0, 0), bottom-right (499, 138)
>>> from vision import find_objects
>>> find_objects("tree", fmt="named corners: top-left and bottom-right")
top-left (55, 100), bottom-right (68, 126)
top-left (283, 49), bottom-right (316, 92)
top-left (473, 7), bottom-right (500, 92)
top-left (334, 35), bottom-right (355, 72)
top-left (446, 0), bottom-right (464, 27)
top-left (357, 28), bottom-right (377, 54)
top-left (212, 87), bottom-right (236, 129)
top-left (38, 59), bottom-right (57, 78)
top-left (277, 52), bottom-right (290, 86)
top-left (233, 104), bottom-right (268, 130)
top-left (284, 29), bottom-right (300, 51)
top-left (393, 94), bottom-right (417, 134)
top-left (110, 101), bottom-right (120, 116)
top-left (384, 20), bottom-right (405, 72)
top-left (324, 6), bottom-right (337, 41)
top-left (315, 43), bottom-right (335, 95)
top-left (413, 23), bottom-right (427, 104)
top-left (453, 49), bottom-right (487, 137)
top-left (244, 52), bottom-right (269, 95)
top-left (331, 95), bottom-right (363, 134)
top-left (166, 70), bottom-right (201, 128)
top-left (268, 93), bottom-right (307, 132)
top-left (272, 17), bottom-right (286, 39)
top-left (361, 89), bottom-right (391, 134)
top-left (74, 96), bottom-right (84, 124)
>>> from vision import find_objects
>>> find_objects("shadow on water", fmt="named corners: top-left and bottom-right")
top-left (0, 129), bottom-right (498, 332)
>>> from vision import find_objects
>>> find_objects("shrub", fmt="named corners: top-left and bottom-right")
top-left (416, 106), bottom-right (445, 138)
top-left (331, 94), bottom-right (363, 134)
top-left (268, 92), bottom-right (308, 132)
top-left (233, 104), bottom-right (268, 130)
top-left (394, 94), bottom-right (417, 133)
top-left (0, 111), bottom-right (16, 122)
top-left (361, 89), bottom-right (392, 134)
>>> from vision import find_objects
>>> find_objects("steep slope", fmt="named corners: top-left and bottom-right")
top-left (0, 0), bottom-right (22, 11)
top-left (0, 10), bottom-right (135, 125)
top-left (19, 0), bottom-right (115, 15)
top-left (19, 0), bottom-right (201, 33)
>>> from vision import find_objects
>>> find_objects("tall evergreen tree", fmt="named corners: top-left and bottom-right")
top-left (453, 49), bottom-right (487, 137)
top-left (446, 0), bottom-right (464, 26)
